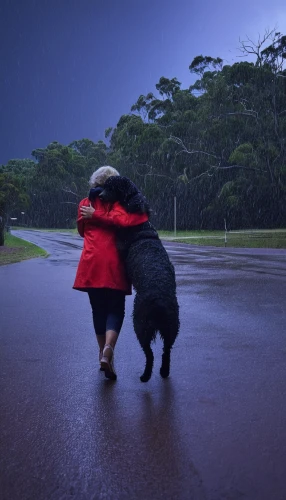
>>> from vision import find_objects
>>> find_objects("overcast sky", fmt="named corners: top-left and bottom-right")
top-left (0, 0), bottom-right (285, 164)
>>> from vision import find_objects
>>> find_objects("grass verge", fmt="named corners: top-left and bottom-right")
top-left (0, 234), bottom-right (48, 266)
top-left (158, 229), bottom-right (286, 249)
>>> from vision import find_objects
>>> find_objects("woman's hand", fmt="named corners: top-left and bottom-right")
top-left (80, 203), bottom-right (95, 218)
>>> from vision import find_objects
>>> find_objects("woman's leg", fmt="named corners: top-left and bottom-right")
top-left (101, 290), bottom-right (126, 380)
top-left (88, 289), bottom-right (108, 364)
top-left (96, 334), bottom-right (106, 353)
top-left (105, 329), bottom-right (118, 348)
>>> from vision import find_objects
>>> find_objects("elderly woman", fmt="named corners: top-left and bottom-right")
top-left (73, 166), bottom-right (148, 380)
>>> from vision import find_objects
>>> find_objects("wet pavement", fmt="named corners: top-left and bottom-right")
top-left (0, 230), bottom-right (286, 500)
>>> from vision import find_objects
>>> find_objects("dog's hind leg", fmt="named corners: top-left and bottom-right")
top-left (140, 344), bottom-right (154, 383)
top-left (160, 342), bottom-right (171, 379)
top-left (134, 308), bottom-right (155, 382)
top-left (159, 311), bottom-right (180, 379)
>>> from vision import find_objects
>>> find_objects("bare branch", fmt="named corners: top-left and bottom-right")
top-left (238, 27), bottom-right (278, 65)
top-left (60, 201), bottom-right (78, 205)
top-left (133, 164), bottom-right (175, 183)
top-left (246, 34), bottom-right (258, 46)
top-left (62, 188), bottom-right (81, 198)
top-left (133, 153), bottom-right (267, 191)
top-left (211, 111), bottom-right (258, 119)
top-left (156, 124), bottom-right (174, 129)
top-left (190, 164), bottom-right (267, 182)
top-left (169, 136), bottom-right (219, 160)
top-left (214, 165), bottom-right (266, 172)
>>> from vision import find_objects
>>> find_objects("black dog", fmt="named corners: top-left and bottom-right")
top-left (99, 176), bottom-right (180, 382)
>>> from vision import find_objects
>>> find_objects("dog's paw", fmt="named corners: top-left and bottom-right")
top-left (160, 366), bottom-right (170, 379)
top-left (140, 372), bottom-right (152, 383)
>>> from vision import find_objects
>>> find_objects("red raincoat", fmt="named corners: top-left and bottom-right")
top-left (73, 197), bottom-right (148, 294)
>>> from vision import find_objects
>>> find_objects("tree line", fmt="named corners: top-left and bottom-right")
top-left (1, 29), bottom-right (285, 244)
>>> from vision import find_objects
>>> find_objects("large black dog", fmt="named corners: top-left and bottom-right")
top-left (98, 176), bottom-right (180, 382)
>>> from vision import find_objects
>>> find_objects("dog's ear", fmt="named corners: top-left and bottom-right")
top-left (126, 193), bottom-right (150, 215)
top-left (141, 200), bottom-right (151, 217)
top-left (121, 177), bottom-right (139, 195)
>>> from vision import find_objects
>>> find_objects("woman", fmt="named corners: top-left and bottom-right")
top-left (73, 166), bottom-right (148, 380)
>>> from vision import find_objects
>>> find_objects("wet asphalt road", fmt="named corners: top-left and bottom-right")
top-left (0, 230), bottom-right (286, 500)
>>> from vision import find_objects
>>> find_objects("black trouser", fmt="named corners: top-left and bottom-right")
top-left (87, 288), bottom-right (126, 336)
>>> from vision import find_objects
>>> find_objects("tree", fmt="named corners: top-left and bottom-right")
top-left (0, 174), bottom-right (29, 245)
top-left (105, 29), bottom-right (285, 230)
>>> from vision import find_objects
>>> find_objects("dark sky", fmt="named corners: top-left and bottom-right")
top-left (0, 0), bottom-right (285, 164)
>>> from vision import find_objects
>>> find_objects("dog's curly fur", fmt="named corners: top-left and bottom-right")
top-left (100, 176), bottom-right (151, 216)
top-left (100, 176), bottom-right (180, 382)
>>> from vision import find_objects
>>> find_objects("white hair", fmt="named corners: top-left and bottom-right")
top-left (89, 166), bottom-right (120, 187)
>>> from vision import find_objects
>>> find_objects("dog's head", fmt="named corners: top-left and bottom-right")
top-left (99, 176), bottom-right (150, 215)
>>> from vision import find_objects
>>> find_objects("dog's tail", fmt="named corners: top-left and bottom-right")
top-left (141, 296), bottom-right (179, 339)
top-left (146, 299), bottom-right (165, 328)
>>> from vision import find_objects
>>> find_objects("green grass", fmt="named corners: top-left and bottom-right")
top-left (0, 233), bottom-right (48, 266)
top-left (158, 229), bottom-right (286, 249)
